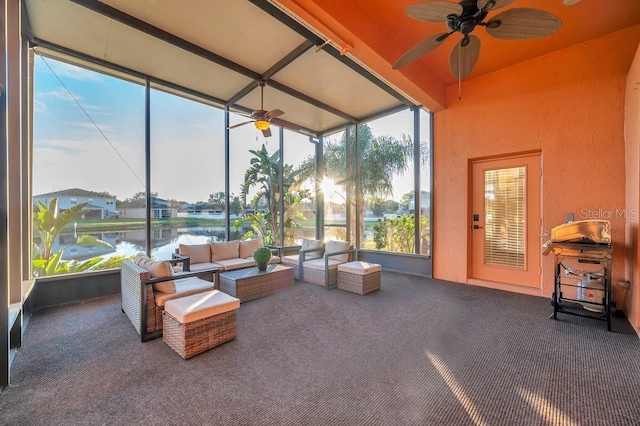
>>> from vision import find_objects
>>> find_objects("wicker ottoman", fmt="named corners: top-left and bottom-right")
top-left (163, 290), bottom-right (240, 359)
top-left (337, 261), bottom-right (381, 295)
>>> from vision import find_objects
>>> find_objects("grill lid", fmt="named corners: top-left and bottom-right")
top-left (550, 220), bottom-right (611, 244)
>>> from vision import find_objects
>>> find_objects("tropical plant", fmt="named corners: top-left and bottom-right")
top-left (323, 123), bottom-right (429, 243)
top-left (239, 144), bottom-right (314, 245)
top-left (32, 198), bottom-right (113, 277)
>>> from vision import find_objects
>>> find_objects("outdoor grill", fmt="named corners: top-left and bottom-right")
top-left (543, 220), bottom-right (613, 330)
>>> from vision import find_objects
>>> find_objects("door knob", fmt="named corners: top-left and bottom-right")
top-left (473, 224), bottom-right (483, 229)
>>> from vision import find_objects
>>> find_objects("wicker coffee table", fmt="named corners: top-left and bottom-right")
top-left (219, 264), bottom-right (294, 302)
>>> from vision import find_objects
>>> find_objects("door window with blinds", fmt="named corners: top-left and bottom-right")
top-left (483, 166), bottom-right (526, 269)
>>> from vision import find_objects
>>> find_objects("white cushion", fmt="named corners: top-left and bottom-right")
top-left (211, 240), bottom-right (240, 261)
top-left (281, 254), bottom-right (299, 265)
top-left (303, 258), bottom-right (343, 271)
top-left (239, 238), bottom-right (264, 258)
top-left (325, 240), bottom-right (351, 262)
top-left (179, 243), bottom-right (211, 264)
top-left (216, 258), bottom-right (256, 271)
top-left (301, 238), bottom-right (323, 251)
top-left (164, 290), bottom-right (239, 323)
top-left (337, 261), bottom-right (381, 275)
top-left (154, 276), bottom-right (214, 306)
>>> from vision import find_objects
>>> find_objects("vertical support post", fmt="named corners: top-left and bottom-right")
top-left (224, 105), bottom-right (230, 241)
top-left (345, 124), bottom-right (351, 244)
top-left (354, 124), bottom-right (361, 249)
top-left (144, 79), bottom-right (151, 255)
top-left (413, 106), bottom-right (421, 254)
top-left (315, 135), bottom-right (323, 240)
top-left (429, 111), bottom-right (434, 258)
top-left (0, 0), bottom-right (8, 388)
top-left (278, 126), bottom-right (284, 246)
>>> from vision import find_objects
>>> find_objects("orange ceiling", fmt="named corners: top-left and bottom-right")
top-left (275, 0), bottom-right (640, 109)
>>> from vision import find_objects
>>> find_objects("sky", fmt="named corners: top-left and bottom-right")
top-left (33, 55), bottom-right (431, 205)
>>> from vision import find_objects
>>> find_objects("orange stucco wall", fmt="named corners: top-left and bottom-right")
top-left (434, 26), bottom-right (640, 307)
top-left (625, 43), bottom-right (640, 331)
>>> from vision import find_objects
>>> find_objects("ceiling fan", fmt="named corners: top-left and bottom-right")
top-left (228, 80), bottom-right (284, 137)
top-left (393, 0), bottom-right (562, 80)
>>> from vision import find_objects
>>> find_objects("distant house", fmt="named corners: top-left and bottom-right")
top-left (118, 197), bottom-right (177, 219)
top-left (408, 191), bottom-right (431, 217)
top-left (33, 188), bottom-right (117, 219)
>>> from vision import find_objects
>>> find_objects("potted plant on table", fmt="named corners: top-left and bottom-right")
top-left (253, 246), bottom-right (272, 272)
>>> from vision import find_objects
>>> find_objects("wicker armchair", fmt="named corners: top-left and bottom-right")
top-left (120, 259), bottom-right (220, 342)
top-left (301, 243), bottom-right (355, 289)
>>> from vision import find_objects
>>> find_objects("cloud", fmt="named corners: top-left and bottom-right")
top-left (34, 100), bottom-right (48, 113)
top-left (37, 89), bottom-right (80, 103)
top-left (45, 59), bottom-right (104, 83)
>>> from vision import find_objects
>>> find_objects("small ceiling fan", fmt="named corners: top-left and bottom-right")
top-left (228, 80), bottom-right (284, 137)
top-left (393, 0), bottom-right (562, 80)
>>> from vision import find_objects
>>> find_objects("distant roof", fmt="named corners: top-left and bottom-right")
top-left (35, 188), bottom-right (115, 198)
top-left (119, 199), bottom-right (173, 209)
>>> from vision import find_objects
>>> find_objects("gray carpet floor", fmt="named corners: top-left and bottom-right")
top-left (1, 272), bottom-right (639, 426)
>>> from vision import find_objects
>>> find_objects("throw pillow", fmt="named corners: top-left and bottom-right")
top-left (139, 258), bottom-right (175, 294)
top-left (179, 243), bottom-right (211, 264)
top-left (239, 238), bottom-right (264, 258)
top-left (324, 240), bottom-right (350, 262)
top-left (301, 238), bottom-right (323, 259)
top-left (211, 240), bottom-right (240, 261)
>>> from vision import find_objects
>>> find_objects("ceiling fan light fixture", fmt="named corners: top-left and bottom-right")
top-left (255, 120), bottom-right (270, 131)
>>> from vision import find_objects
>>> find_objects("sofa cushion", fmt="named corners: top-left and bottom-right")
top-left (164, 290), bottom-right (239, 324)
top-left (239, 238), bottom-right (264, 259)
top-left (154, 277), bottom-right (215, 307)
top-left (281, 254), bottom-right (300, 266)
top-left (303, 258), bottom-right (343, 271)
top-left (211, 240), bottom-right (240, 261)
top-left (301, 238), bottom-right (323, 259)
top-left (188, 262), bottom-right (221, 273)
top-left (325, 240), bottom-right (351, 262)
top-left (337, 261), bottom-right (381, 275)
top-left (179, 243), bottom-right (211, 264)
top-left (135, 256), bottom-right (175, 294)
top-left (216, 258), bottom-right (256, 271)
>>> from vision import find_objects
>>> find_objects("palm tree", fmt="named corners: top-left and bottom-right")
top-left (32, 198), bottom-right (113, 276)
top-left (323, 123), bottom-right (428, 244)
top-left (239, 144), bottom-right (314, 245)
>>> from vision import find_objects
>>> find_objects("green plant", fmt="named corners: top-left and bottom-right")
top-left (253, 246), bottom-right (272, 271)
top-left (92, 254), bottom-right (137, 271)
top-left (32, 198), bottom-right (113, 277)
top-left (372, 213), bottom-right (428, 253)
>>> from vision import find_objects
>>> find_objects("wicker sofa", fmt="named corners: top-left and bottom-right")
top-left (173, 238), bottom-right (278, 272)
top-left (121, 256), bottom-right (220, 342)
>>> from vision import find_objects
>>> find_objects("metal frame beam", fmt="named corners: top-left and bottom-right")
top-left (71, 0), bottom-right (357, 129)
top-left (249, 0), bottom-right (415, 108)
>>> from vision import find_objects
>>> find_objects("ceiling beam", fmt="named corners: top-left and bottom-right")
top-left (249, 0), bottom-right (416, 108)
top-left (267, 79), bottom-right (357, 123)
top-left (226, 40), bottom-right (315, 106)
top-left (70, 0), bottom-right (357, 129)
top-left (69, 0), bottom-right (263, 81)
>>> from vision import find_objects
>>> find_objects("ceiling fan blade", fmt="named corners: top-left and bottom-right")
top-left (405, 1), bottom-right (463, 23)
top-left (486, 8), bottom-right (562, 40)
top-left (266, 109), bottom-right (284, 119)
top-left (393, 33), bottom-right (449, 70)
top-left (227, 120), bottom-right (254, 130)
top-left (262, 127), bottom-right (272, 138)
top-left (477, 0), bottom-right (516, 12)
top-left (449, 35), bottom-right (481, 80)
